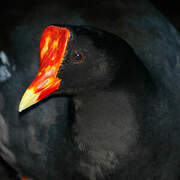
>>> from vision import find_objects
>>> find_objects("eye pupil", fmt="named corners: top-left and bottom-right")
top-left (72, 51), bottom-right (84, 62)
top-left (75, 53), bottom-right (82, 60)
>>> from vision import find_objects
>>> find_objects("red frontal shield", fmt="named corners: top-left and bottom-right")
top-left (19, 26), bottom-right (70, 112)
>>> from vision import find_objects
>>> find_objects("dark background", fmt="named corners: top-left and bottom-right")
top-left (151, 0), bottom-right (180, 30)
top-left (0, 0), bottom-right (180, 31)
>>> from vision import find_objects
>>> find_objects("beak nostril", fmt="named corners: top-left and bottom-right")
top-left (37, 79), bottom-right (49, 89)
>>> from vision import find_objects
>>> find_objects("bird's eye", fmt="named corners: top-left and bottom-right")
top-left (72, 51), bottom-right (85, 62)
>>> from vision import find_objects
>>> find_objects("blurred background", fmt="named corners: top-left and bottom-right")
top-left (0, 0), bottom-right (180, 31)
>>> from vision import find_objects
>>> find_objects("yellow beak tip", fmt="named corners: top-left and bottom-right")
top-left (18, 108), bottom-right (22, 113)
top-left (18, 88), bottom-right (40, 112)
top-left (18, 105), bottom-right (25, 112)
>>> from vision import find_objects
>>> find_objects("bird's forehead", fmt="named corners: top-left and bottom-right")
top-left (38, 26), bottom-right (70, 75)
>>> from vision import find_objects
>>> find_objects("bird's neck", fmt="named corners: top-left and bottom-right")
top-left (71, 79), bottom-right (154, 144)
top-left (68, 64), bottom-right (159, 177)
top-left (70, 56), bottom-right (156, 142)
top-left (69, 83), bottom-right (155, 179)
top-left (72, 88), bottom-right (137, 136)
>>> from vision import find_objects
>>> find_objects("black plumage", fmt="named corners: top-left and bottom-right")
top-left (0, 1), bottom-right (180, 180)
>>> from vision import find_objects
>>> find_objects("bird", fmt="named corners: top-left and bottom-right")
top-left (17, 24), bottom-right (180, 180)
top-left (0, 0), bottom-right (180, 180)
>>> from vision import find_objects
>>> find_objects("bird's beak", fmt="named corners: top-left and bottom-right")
top-left (18, 26), bottom-right (70, 112)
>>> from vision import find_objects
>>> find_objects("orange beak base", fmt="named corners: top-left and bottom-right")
top-left (19, 26), bottom-right (70, 112)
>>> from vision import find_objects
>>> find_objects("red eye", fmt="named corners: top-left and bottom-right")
top-left (72, 51), bottom-right (85, 62)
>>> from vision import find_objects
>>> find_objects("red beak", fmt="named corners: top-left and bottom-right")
top-left (19, 26), bottom-right (70, 112)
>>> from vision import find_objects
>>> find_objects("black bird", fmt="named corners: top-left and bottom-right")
top-left (18, 25), bottom-right (180, 180)
top-left (1, 1), bottom-right (180, 180)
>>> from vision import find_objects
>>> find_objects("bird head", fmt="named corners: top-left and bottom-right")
top-left (19, 25), bottom-right (131, 112)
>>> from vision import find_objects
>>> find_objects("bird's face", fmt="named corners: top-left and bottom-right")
top-left (19, 25), bottom-right (115, 112)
